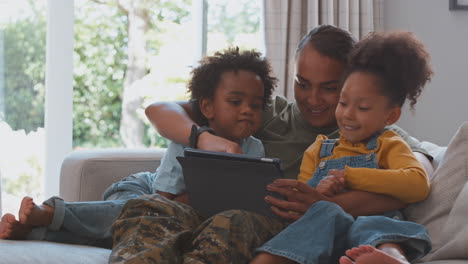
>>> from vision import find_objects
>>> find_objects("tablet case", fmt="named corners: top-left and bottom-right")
top-left (177, 148), bottom-right (284, 218)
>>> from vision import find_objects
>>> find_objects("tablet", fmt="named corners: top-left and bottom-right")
top-left (176, 148), bottom-right (284, 218)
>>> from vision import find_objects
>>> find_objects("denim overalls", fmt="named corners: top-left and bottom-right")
top-left (257, 133), bottom-right (431, 264)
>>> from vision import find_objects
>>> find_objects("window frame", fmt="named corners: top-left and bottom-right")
top-left (44, 0), bottom-right (74, 197)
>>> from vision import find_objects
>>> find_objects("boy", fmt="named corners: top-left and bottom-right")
top-left (0, 47), bottom-right (277, 250)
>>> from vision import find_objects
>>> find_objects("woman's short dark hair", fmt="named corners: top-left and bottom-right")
top-left (345, 31), bottom-right (433, 109)
top-left (188, 47), bottom-right (277, 124)
top-left (296, 25), bottom-right (356, 63)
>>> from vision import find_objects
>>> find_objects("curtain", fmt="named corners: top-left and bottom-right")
top-left (263, 0), bottom-right (384, 99)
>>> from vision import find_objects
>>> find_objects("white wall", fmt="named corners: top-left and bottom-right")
top-left (384, 0), bottom-right (468, 145)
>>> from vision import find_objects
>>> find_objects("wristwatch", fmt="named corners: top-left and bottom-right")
top-left (189, 124), bottom-right (215, 149)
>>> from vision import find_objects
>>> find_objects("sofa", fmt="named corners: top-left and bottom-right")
top-left (0, 122), bottom-right (468, 264)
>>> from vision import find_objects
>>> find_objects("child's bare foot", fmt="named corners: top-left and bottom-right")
top-left (0, 213), bottom-right (32, 239)
top-left (250, 252), bottom-right (295, 264)
top-left (339, 245), bottom-right (410, 264)
top-left (18, 197), bottom-right (54, 227)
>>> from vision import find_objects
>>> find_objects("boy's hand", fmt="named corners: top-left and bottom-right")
top-left (316, 169), bottom-right (346, 197)
top-left (198, 132), bottom-right (243, 154)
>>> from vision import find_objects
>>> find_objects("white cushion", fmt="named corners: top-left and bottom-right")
top-left (405, 122), bottom-right (468, 262)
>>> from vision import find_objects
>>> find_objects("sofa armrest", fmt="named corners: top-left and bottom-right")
top-left (59, 148), bottom-right (166, 202)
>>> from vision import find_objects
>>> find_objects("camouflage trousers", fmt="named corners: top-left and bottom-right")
top-left (109, 194), bottom-right (287, 264)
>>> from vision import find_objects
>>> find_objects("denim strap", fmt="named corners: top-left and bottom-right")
top-left (319, 139), bottom-right (338, 158)
top-left (366, 129), bottom-right (389, 150)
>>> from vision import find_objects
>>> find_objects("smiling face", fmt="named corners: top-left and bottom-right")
top-left (336, 71), bottom-right (401, 144)
top-left (200, 70), bottom-right (264, 143)
top-left (294, 43), bottom-right (345, 128)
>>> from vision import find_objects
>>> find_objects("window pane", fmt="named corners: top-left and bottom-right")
top-left (207, 0), bottom-right (263, 54)
top-left (0, 0), bottom-right (47, 215)
top-left (73, 0), bottom-right (263, 151)
top-left (73, 0), bottom-right (193, 149)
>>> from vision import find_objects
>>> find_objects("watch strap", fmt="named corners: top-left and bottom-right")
top-left (189, 125), bottom-right (215, 148)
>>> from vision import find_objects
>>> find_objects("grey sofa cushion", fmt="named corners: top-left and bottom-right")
top-left (60, 148), bottom-right (165, 201)
top-left (405, 122), bottom-right (468, 262)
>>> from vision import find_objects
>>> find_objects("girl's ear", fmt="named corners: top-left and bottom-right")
top-left (386, 107), bottom-right (401, 125)
top-left (199, 97), bottom-right (215, 120)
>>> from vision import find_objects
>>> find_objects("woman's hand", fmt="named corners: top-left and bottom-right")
top-left (317, 169), bottom-right (346, 197)
top-left (265, 179), bottom-right (330, 221)
top-left (197, 132), bottom-right (243, 154)
top-left (156, 191), bottom-right (190, 205)
top-left (174, 193), bottom-right (190, 205)
top-left (156, 190), bottom-right (176, 200)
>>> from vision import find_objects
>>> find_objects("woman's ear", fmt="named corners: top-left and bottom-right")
top-left (386, 107), bottom-right (401, 125)
top-left (199, 97), bottom-right (215, 120)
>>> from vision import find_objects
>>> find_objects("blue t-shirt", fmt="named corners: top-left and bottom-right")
top-left (152, 136), bottom-right (264, 195)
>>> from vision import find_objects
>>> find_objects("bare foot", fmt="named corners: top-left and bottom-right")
top-left (18, 197), bottom-right (54, 227)
top-left (340, 245), bottom-right (410, 264)
top-left (0, 213), bottom-right (32, 239)
top-left (250, 252), bottom-right (295, 264)
top-left (339, 256), bottom-right (355, 264)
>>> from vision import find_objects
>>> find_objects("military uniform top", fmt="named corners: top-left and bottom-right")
top-left (254, 96), bottom-right (338, 180)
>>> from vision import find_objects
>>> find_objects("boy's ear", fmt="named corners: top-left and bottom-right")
top-left (386, 107), bottom-right (401, 125)
top-left (199, 97), bottom-right (215, 120)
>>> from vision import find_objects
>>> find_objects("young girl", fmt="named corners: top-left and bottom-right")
top-left (252, 31), bottom-right (433, 264)
top-left (0, 47), bottom-right (277, 249)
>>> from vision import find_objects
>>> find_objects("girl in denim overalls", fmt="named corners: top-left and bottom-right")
top-left (252, 32), bottom-right (433, 264)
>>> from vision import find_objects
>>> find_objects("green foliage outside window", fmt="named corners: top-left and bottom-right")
top-left (2, 15), bottom-right (46, 133)
top-left (2, 0), bottom-right (260, 149)
top-left (72, 4), bottom-right (128, 148)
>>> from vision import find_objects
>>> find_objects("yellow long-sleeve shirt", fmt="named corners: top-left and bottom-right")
top-left (297, 130), bottom-right (430, 203)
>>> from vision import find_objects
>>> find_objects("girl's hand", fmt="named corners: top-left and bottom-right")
top-left (317, 169), bottom-right (346, 197)
top-left (264, 179), bottom-right (330, 221)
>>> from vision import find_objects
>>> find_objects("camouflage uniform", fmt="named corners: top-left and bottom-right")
top-left (110, 194), bottom-right (287, 264)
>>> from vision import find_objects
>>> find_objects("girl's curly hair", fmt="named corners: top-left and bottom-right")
top-left (188, 47), bottom-right (277, 124)
top-left (345, 31), bottom-right (433, 109)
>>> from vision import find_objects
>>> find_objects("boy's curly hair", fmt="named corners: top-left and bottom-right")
top-left (345, 32), bottom-right (433, 109)
top-left (188, 47), bottom-right (277, 124)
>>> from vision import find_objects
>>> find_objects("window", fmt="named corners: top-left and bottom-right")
top-left (72, 0), bottom-right (263, 150)
top-left (0, 0), bottom-right (263, 215)
top-left (0, 0), bottom-right (47, 215)
top-left (206, 0), bottom-right (263, 55)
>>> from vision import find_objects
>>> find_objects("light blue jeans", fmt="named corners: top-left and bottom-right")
top-left (256, 201), bottom-right (431, 264)
top-left (26, 172), bottom-right (155, 248)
